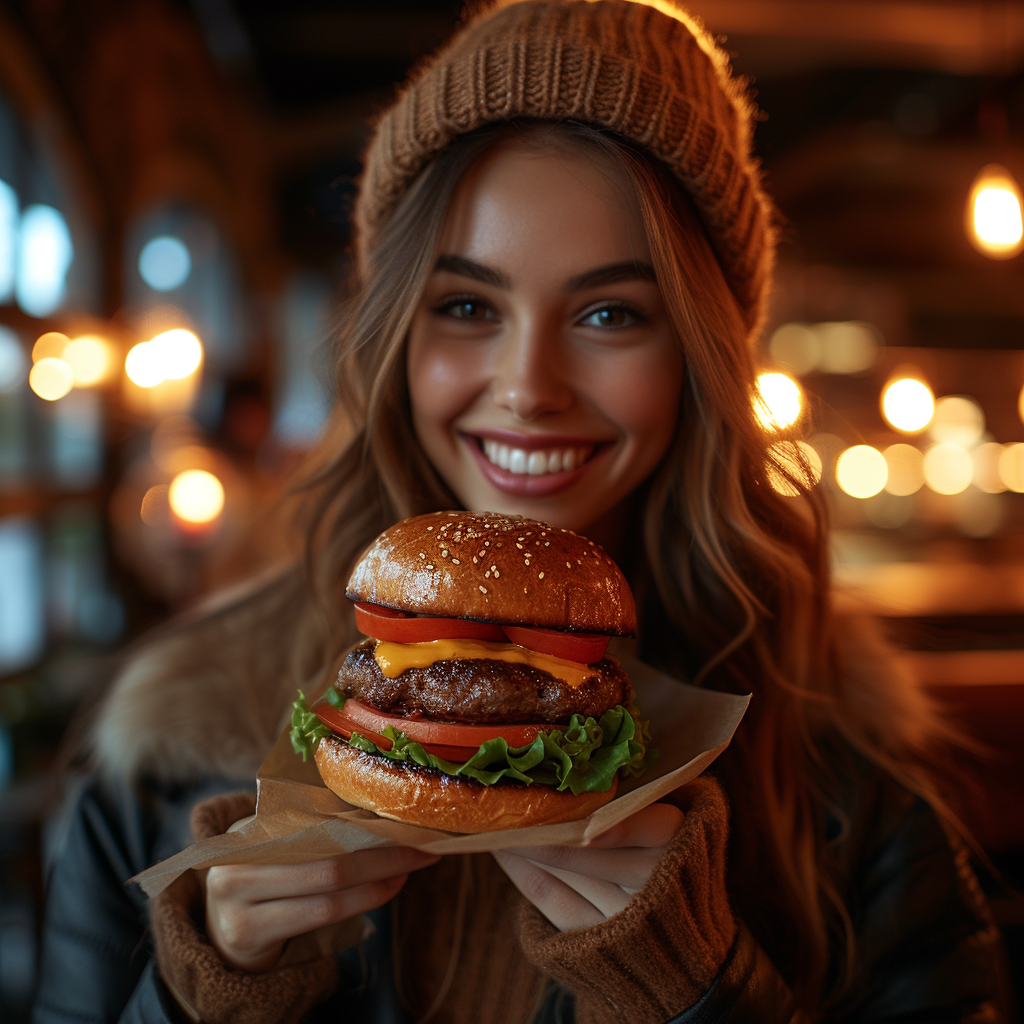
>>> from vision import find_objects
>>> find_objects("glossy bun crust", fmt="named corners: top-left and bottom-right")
top-left (314, 736), bottom-right (617, 833)
top-left (346, 511), bottom-right (636, 636)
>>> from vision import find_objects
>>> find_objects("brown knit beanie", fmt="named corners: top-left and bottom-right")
top-left (354, 0), bottom-right (777, 337)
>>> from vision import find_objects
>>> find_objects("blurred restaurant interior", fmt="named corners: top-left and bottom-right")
top-left (1, 0), bottom-right (1023, 1016)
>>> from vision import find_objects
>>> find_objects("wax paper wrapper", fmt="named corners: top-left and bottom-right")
top-left (133, 655), bottom-right (749, 899)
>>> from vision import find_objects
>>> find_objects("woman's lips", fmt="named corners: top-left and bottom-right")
top-left (461, 432), bottom-right (609, 497)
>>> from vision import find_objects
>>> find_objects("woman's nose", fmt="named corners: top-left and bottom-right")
top-left (491, 321), bottom-right (573, 421)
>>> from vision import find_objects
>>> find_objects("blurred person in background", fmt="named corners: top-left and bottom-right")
top-left (32, 2), bottom-right (1004, 1022)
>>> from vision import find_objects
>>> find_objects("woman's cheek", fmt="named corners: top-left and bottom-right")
top-left (408, 340), bottom-right (478, 428)
top-left (589, 351), bottom-right (682, 451)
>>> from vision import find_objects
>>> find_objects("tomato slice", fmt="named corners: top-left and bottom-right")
top-left (502, 625), bottom-right (609, 664)
top-left (354, 602), bottom-right (507, 643)
top-left (315, 698), bottom-right (549, 758)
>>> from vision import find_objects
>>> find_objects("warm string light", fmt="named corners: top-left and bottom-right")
top-left (753, 372), bottom-right (802, 430)
top-left (881, 377), bottom-right (934, 433)
top-left (168, 469), bottom-right (224, 525)
top-left (966, 164), bottom-right (1024, 259)
top-left (836, 445), bottom-right (888, 498)
top-left (126, 329), bottom-right (202, 389)
top-left (766, 440), bottom-right (822, 496)
top-left (28, 357), bottom-right (73, 401)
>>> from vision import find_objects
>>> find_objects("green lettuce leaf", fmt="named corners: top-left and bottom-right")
top-left (290, 690), bottom-right (657, 793)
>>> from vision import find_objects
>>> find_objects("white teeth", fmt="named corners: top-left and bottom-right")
top-left (481, 441), bottom-right (595, 475)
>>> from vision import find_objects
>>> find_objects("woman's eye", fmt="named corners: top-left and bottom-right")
top-left (437, 298), bottom-right (495, 322)
top-left (579, 305), bottom-right (643, 329)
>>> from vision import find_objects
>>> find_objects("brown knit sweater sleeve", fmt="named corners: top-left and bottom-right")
top-left (516, 776), bottom-right (737, 1024)
top-left (149, 792), bottom-right (337, 1024)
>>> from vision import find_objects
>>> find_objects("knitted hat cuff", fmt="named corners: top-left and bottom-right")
top-left (354, 0), bottom-right (776, 336)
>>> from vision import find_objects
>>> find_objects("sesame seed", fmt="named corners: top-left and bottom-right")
top-left (516, 543), bottom-right (523, 550)
top-left (418, 552), bottom-right (425, 559)
top-left (484, 540), bottom-right (490, 546)
top-left (425, 564), bottom-right (434, 570)
top-left (545, 542), bottom-right (550, 546)
top-left (479, 585), bottom-right (487, 594)
top-left (493, 570), bottom-right (500, 578)
top-left (538, 572), bottom-right (544, 579)
top-left (452, 558), bottom-right (460, 564)
top-left (566, 561), bottom-right (572, 568)
top-left (427, 526), bottom-right (433, 531)
top-left (442, 549), bottom-right (448, 557)
top-left (472, 556), bottom-right (478, 564)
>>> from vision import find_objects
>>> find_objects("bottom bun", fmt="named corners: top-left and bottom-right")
top-left (314, 735), bottom-right (618, 833)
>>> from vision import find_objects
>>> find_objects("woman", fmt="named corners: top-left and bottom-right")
top-left (34, 2), bottom-right (1002, 1023)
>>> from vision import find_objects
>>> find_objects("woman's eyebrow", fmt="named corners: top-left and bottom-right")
top-left (433, 254), bottom-right (511, 288)
top-left (564, 261), bottom-right (656, 291)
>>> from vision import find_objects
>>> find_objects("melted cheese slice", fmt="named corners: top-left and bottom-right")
top-left (373, 638), bottom-right (597, 688)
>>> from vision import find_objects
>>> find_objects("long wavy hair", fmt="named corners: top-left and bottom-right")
top-left (97, 120), bottom-right (961, 1015)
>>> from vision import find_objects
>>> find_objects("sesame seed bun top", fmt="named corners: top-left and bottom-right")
top-left (345, 511), bottom-right (636, 636)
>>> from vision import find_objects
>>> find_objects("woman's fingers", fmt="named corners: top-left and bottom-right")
top-left (493, 849), bottom-right (605, 932)
top-left (513, 843), bottom-right (662, 891)
top-left (206, 846), bottom-right (439, 903)
top-left (209, 872), bottom-right (410, 968)
top-left (203, 846), bottom-right (441, 971)
top-left (492, 802), bottom-right (688, 933)
top-left (583, 802), bottom-right (684, 849)
top-left (525, 859), bottom-right (634, 919)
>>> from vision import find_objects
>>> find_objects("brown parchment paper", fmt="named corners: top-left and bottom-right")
top-left (132, 656), bottom-right (749, 898)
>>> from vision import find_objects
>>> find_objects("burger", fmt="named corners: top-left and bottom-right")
top-left (290, 511), bottom-right (653, 833)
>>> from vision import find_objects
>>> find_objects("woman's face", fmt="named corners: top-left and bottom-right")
top-left (406, 141), bottom-right (683, 540)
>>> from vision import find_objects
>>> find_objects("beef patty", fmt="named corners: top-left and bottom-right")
top-left (337, 640), bottom-right (630, 724)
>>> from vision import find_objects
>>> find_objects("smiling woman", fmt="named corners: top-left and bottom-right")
top-left (407, 137), bottom-right (682, 542)
top-left (35, 2), bottom-right (1003, 1023)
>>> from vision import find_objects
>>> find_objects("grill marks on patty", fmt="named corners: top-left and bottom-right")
top-left (338, 640), bottom-right (629, 724)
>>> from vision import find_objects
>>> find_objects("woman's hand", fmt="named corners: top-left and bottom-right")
top-left (203, 846), bottom-right (441, 971)
top-left (492, 802), bottom-right (683, 933)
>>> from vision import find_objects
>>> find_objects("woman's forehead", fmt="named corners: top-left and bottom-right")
top-left (436, 141), bottom-right (652, 274)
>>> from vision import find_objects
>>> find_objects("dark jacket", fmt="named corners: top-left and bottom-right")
top-left (32, 764), bottom-right (1003, 1024)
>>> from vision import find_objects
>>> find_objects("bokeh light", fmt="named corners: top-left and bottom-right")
top-left (929, 395), bottom-right (984, 447)
top-left (882, 444), bottom-right (924, 496)
top-left (766, 440), bottom-right (822, 496)
top-left (62, 335), bottom-right (113, 386)
top-left (125, 342), bottom-right (164, 388)
top-left (967, 165), bottom-right (1024, 258)
top-left (768, 323), bottom-right (819, 375)
top-left (16, 205), bottom-right (74, 317)
top-left (836, 445), bottom-right (888, 498)
top-left (150, 329), bottom-right (202, 380)
top-left (881, 377), bottom-right (934, 433)
top-left (138, 236), bottom-right (191, 291)
top-left (32, 331), bottom-right (68, 363)
top-left (169, 469), bottom-right (224, 524)
top-left (126, 330), bottom-right (203, 388)
top-left (28, 357), bottom-right (73, 401)
top-left (754, 372), bottom-right (802, 430)
top-left (0, 325), bottom-right (27, 392)
top-left (999, 443), bottom-right (1024, 493)
top-left (140, 485), bottom-right (170, 526)
top-left (923, 443), bottom-right (972, 495)
top-left (815, 321), bottom-right (880, 374)
top-left (972, 442), bottom-right (1006, 494)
